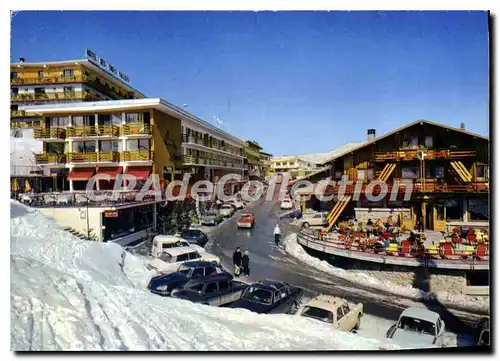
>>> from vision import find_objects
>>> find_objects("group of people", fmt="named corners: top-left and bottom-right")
top-left (231, 224), bottom-right (283, 278)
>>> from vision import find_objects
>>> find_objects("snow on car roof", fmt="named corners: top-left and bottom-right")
top-left (162, 246), bottom-right (200, 257)
top-left (305, 295), bottom-right (346, 311)
top-left (153, 235), bottom-right (188, 244)
top-left (399, 307), bottom-right (440, 323)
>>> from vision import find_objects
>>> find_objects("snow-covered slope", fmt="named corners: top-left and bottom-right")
top-left (10, 132), bottom-right (43, 176)
top-left (298, 142), bottom-right (364, 165)
top-left (10, 201), bottom-right (402, 351)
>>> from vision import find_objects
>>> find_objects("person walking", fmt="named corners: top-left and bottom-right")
top-left (242, 250), bottom-right (250, 276)
top-left (232, 247), bottom-right (243, 277)
top-left (273, 224), bottom-right (282, 245)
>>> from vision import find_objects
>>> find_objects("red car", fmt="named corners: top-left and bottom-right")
top-left (237, 212), bottom-right (255, 228)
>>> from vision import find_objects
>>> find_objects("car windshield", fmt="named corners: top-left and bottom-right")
top-left (242, 286), bottom-right (273, 305)
top-left (163, 241), bottom-right (187, 249)
top-left (176, 264), bottom-right (192, 275)
top-left (397, 316), bottom-right (436, 336)
top-left (301, 306), bottom-right (334, 323)
top-left (158, 253), bottom-right (172, 262)
top-left (182, 230), bottom-right (200, 238)
top-left (241, 214), bottom-right (252, 219)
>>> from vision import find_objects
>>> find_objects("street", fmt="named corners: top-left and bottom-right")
top-left (204, 200), bottom-right (478, 346)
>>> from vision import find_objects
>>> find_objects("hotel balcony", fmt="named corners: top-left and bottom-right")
top-left (67, 124), bottom-right (120, 138)
top-left (11, 75), bottom-right (85, 86)
top-left (121, 123), bottom-right (152, 136)
top-left (11, 91), bottom-right (100, 103)
top-left (120, 150), bottom-right (152, 162)
top-left (34, 127), bottom-right (67, 139)
top-left (182, 134), bottom-right (243, 157)
top-left (34, 153), bottom-right (67, 164)
top-left (183, 155), bottom-right (243, 170)
top-left (68, 152), bottom-right (99, 163)
top-left (373, 149), bottom-right (477, 162)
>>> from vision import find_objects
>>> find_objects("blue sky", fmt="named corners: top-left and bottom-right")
top-left (11, 11), bottom-right (489, 155)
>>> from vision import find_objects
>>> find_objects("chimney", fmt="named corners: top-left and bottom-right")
top-left (367, 129), bottom-right (376, 142)
top-left (19, 57), bottom-right (25, 63)
top-left (460, 122), bottom-right (465, 130)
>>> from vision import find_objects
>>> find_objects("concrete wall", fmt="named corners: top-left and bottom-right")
top-left (36, 206), bottom-right (104, 241)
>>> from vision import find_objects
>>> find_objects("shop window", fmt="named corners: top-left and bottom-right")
top-left (476, 165), bottom-right (486, 179)
top-left (468, 198), bottom-right (488, 221)
top-left (402, 166), bottom-right (419, 179)
top-left (435, 166), bottom-right (444, 179)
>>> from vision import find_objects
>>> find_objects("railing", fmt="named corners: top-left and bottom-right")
top-left (11, 91), bottom-right (90, 102)
top-left (181, 134), bottom-right (243, 157)
top-left (34, 153), bottom-right (67, 164)
top-left (10, 110), bottom-right (27, 117)
top-left (68, 152), bottom-right (99, 163)
top-left (99, 151), bottom-right (120, 162)
top-left (373, 149), bottom-right (477, 161)
top-left (96, 124), bottom-right (120, 137)
top-left (122, 123), bottom-right (152, 136)
top-left (183, 155), bottom-right (243, 169)
top-left (11, 75), bottom-right (84, 85)
top-left (67, 126), bottom-right (97, 137)
top-left (121, 150), bottom-right (152, 161)
top-left (34, 127), bottom-right (66, 139)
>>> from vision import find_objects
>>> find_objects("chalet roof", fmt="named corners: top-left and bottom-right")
top-left (319, 119), bottom-right (489, 166)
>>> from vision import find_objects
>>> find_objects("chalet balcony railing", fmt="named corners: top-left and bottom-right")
top-left (68, 152), bottom-right (99, 163)
top-left (11, 75), bottom-right (84, 85)
top-left (121, 150), bottom-right (152, 162)
top-left (96, 124), bottom-right (120, 137)
top-left (34, 153), bottom-right (67, 164)
top-left (34, 127), bottom-right (66, 139)
top-left (373, 149), bottom-right (477, 161)
top-left (121, 123), bottom-right (151, 136)
top-left (67, 126), bottom-right (97, 137)
top-left (99, 151), bottom-right (121, 162)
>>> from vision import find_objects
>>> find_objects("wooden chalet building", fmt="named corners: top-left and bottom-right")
top-left (296, 120), bottom-right (489, 233)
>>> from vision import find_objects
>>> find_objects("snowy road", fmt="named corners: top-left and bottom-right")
top-left (203, 200), bottom-right (481, 347)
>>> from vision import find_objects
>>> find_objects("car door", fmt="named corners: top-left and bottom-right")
top-left (203, 282), bottom-right (220, 305)
top-left (341, 303), bottom-right (355, 331)
top-left (217, 280), bottom-right (233, 305)
top-left (335, 305), bottom-right (348, 331)
top-left (313, 213), bottom-right (323, 226)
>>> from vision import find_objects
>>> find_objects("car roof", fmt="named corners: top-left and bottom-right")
top-left (153, 235), bottom-right (189, 244)
top-left (181, 229), bottom-right (203, 234)
top-left (162, 246), bottom-right (201, 257)
top-left (240, 212), bottom-right (254, 216)
top-left (252, 279), bottom-right (288, 291)
top-left (400, 307), bottom-right (440, 323)
top-left (181, 260), bottom-right (218, 268)
top-left (185, 272), bottom-right (233, 286)
top-left (305, 295), bottom-right (346, 311)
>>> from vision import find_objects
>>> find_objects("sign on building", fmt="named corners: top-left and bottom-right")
top-left (84, 48), bottom-right (131, 84)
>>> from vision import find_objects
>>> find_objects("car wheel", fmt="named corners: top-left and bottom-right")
top-left (289, 302), bottom-right (298, 314)
top-left (302, 222), bottom-right (310, 228)
top-left (354, 315), bottom-right (361, 330)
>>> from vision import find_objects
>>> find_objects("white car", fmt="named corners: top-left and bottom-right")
top-left (386, 307), bottom-right (445, 347)
top-left (229, 199), bottom-right (245, 210)
top-left (219, 204), bottom-right (235, 217)
top-left (280, 199), bottom-right (294, 210)
top-left (148, 246), bottom-right (220, 274)
top-left (151, 235), bottom-right (205, 258)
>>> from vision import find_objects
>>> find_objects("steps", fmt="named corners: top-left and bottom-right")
top-left (324, 196), bottom-right (351, 233)
top-left (450, 161), bottom-right (472, 182)
top-left (377, 163), bottom-right (396, 182)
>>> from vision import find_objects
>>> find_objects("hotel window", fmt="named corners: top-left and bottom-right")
top-left (49, 116), bottom-right (69, 127)
top-left (127, 139), bottom-right (150, 151)
top-left (34, 87), bottom-right (45, 94)
top-left (476, 165), bottom-right (486, 179)
top-left (100, 140), bottom-right (120, 152)
top-left (424, 136), bottom-right (434, 148)
top-left (402, 165), bottom-right (419, 179)
top-left (125, 112), bottom-right (150, 123)
top-left (73, 141), bottom-right (96, 153)
top-left (11, 88), bottom-right (19, 95)
top-left (11, 72), bottom-right (18, 79)
top-left (63, 69), bottom-right (74, 78)
top-left (46, 142), bottom-right (65, 155)
top-left (72, 115), bottom-right (95, 127)
top-left (38, 70), bottom-right (44, 78)
top-left (63, 86), bottom-right (74, 93)
top-left (98, 114), bottom-right (113, 125)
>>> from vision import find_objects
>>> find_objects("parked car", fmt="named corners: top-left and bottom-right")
top-left (237, 212), bottom-right (255, 228)
top-left (296, 212), bottom-right (329, 228)
top-left (147, 261), bottom-right (224, 296)
top-left (474, 316), bottom-right (490, 347)
top-left (280, 199), bottom-right (294, 210)
top-left (171, 272), bottom-right (248, 306)
top-left (180, 229), bottom-right (209, 247)
top-left (229, 280), bottom-right (303, 314)
top-left (386, 307), bottom-right (446, 347)
top-left (219, 204), bottom-right (235, 217)
top-left (201, 211), bottom-right (224, 226)
top-left (300, 295), bottom-right (363, 332)
top-left (147, 246), bottom-right (220, 274)
top-left (151, 235), bottom-right (199, 258)
top-left (229, 199), bottom-right (245, 210)
top-left (280, 209), bottom-right (302, 220)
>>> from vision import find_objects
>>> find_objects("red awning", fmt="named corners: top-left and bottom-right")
top-left (125, 166), bottom-right (151, 181)
top-left (96, 166), bottom-right (123, 180)
top-left (68, 168), bottom-right (95, 181)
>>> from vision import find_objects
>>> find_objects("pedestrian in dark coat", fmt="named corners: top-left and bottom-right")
top-left (232, 247), bottom-right (243, 277)
top-left (242, 250), bottom-right (250, 276)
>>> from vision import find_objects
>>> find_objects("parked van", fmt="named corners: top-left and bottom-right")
top-left (148, 246), bottom-right (220, 274)
top-left (297, 212), bottom-right (329, 228)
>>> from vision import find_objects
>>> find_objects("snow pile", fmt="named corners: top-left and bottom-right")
top-left (298, 142), bottom-right (364, 165)
top-left (10, 201), bottom-right (402, 351)
top-left (10, 133), bottom-right (43, 176)
top-left (284, 234), bottom-right (489, 313)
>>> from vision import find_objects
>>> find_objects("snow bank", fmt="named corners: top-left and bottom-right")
top-left (284, 233), bottom-right (489, 313)
top-left (298, 143), bottom-right (364, 165)
top-left (10, 134), bottom-right (43, 176)
top-left (10, 201), bottom-right (402, 351)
